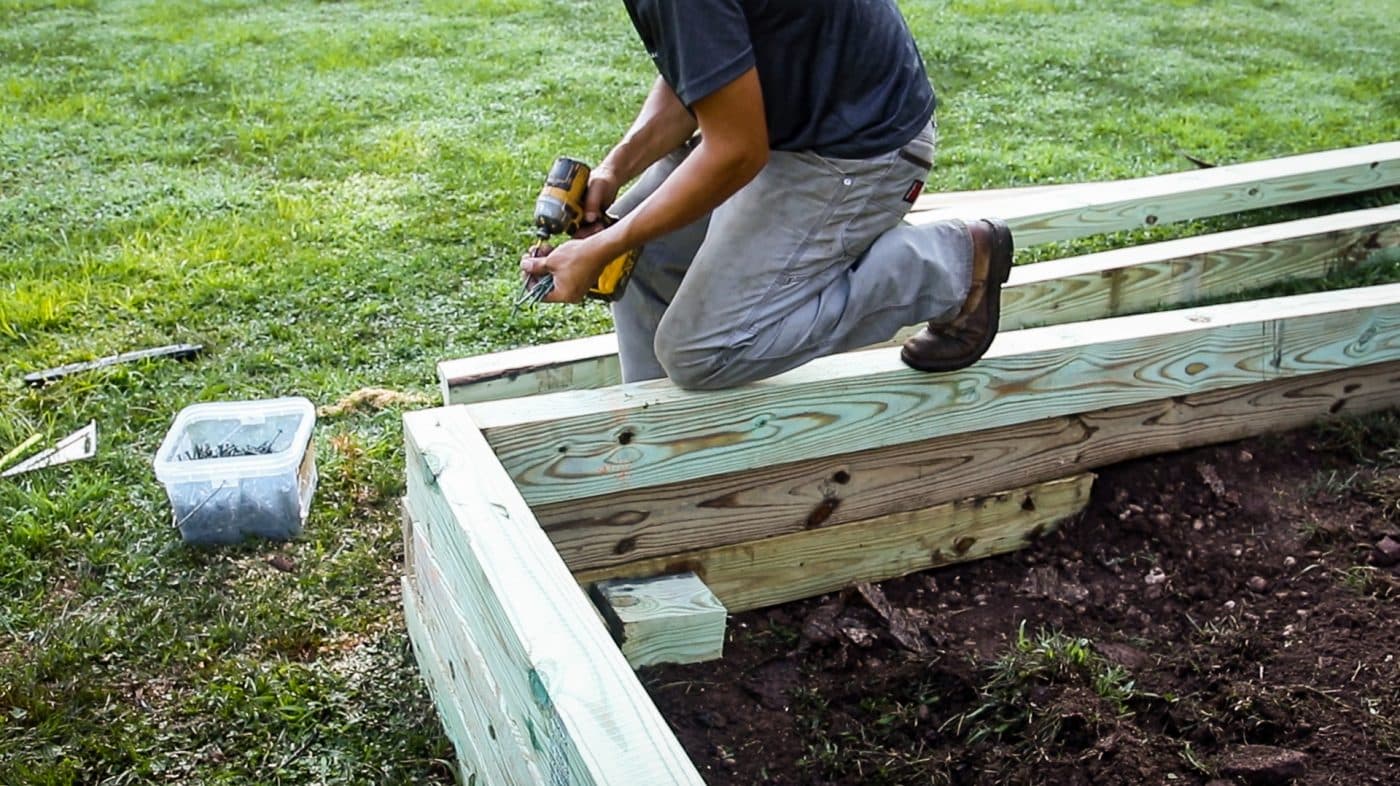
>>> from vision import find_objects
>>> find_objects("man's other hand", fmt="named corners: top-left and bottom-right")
top-left (583, 165), bottom-right (622, 225)
top-left (519, 237), bottom-right (613, 304)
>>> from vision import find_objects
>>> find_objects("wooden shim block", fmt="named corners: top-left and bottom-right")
top-left (441, 205), bottom-right (1400, 405)
top-left (908, 141), bottom-right (1400, 245)
top-left (576, 474), bottom-right (1094, 614)
top-left (590, 573), bottom-right (727, 668)
top-left (404, 408), bottom-right (704, 786)
top-left (539, 361), bottom-right (1400, 573)
top-left (469, 284), bottom-right (1400, 509)
top-left (402, 576), bottom-right (502, 786)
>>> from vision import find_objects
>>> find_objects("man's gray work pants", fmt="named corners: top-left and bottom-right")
top-left (610, 121), bottom-right (972, 390)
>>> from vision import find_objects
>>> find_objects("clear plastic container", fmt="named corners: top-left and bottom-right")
top-left (153, 397), bottom-right (317, 545)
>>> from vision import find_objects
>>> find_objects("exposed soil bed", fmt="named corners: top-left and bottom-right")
top-left (644, 414), bottom-right (1400, 785)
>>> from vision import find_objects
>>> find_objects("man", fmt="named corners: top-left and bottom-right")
top-left (519, 0), bottom-right (1013, 390)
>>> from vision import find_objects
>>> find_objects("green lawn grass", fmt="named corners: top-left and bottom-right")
top-left (1, 1), bottom-right (1396, 783)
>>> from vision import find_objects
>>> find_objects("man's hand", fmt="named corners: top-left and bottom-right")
top-left (519, 236), bottom-right (617, 303)
top-left (582, 165), bottom-right (623, 226)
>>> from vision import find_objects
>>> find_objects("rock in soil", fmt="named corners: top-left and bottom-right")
top-left (1216, 744), bottom-right (1308, 784)
top-left (1375, 535), bottom-right (1400, 566)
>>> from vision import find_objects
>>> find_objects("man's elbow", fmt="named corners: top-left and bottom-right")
top-left (738, 145), bottom-right (768, 180)
top-left (720, 143), bottom-right (767, 187)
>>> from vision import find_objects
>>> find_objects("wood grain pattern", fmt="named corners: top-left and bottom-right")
top-left (576, 475), bottom-right (1094, 614)
top-left (442, 205), bottom-right (1400, 405)
top-left (404, 408), bottom-right (704, 786)
top-left (410, 521), bottom-right (551, 785)
top-left (403, 574), bottom-right (522, 786)
top-left (909, 141), bottom-right (1400, 245)
top-left (535, 360), bottom-right (1400, 572)
top-left (441, 334), bottom-right (621, 406)
top-left (591, 573), bottom-right (727, 668)
top-left (469, 285), bottom-right (1400, 509)
top-left (967, 206), bottom-right (1398, 332)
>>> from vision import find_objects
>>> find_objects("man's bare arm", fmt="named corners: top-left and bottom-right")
top-left (601, 67), bottom-right (769, 252)
top-left (584, 77), bottom-right (699, 223)
top-left (526, 67), bottom-right (769, 302)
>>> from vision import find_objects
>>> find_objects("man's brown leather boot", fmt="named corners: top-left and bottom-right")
top-left (900, 218), bottom-right (1014, 372)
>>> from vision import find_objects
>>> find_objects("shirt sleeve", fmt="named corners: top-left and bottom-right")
top-left (632, 0), bottom-right (755, 107)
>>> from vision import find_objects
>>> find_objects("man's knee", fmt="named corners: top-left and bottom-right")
top-left (653, 326), bottom-right (738, 390)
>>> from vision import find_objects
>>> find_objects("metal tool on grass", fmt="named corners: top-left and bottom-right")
top-left (24, 343), bottom-right (203, 387)
top-left (1, 421), bottom-right (98, 478)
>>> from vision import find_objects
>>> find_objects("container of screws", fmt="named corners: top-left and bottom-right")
top-left (153, 397), bottom-right (317, 545)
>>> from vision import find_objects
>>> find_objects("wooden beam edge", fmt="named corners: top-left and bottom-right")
top-left (442, 205), bottom-right (1400, 405)
top-left (908, 141), bottom-right (1399, 217)
top-left (471, 284), bottom-right (1400, 508)
top-left (404, 408), bottom-right (705, 785)
top-left (538, 361), bottom-right (1400, 573)
top-left (402, 575), bottom-right (509, 786)
top-left (576, 474), bottom-right (1094, 614)
top-left (908, 141), bottom-right (1400, 242)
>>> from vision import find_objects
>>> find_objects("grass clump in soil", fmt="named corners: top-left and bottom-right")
top-left (955, 624), bottom-right (1146, 756)
top-left (792, 625), bottom-right (1153, 785)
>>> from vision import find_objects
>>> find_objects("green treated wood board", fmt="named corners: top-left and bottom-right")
top-left (538, 361), bottom-right (1400, 572)
top-left (404, 409), bottom-right (705, 786)
top-left (576, 475), bottom-right (1095, 614)
top-left (408, 517), bottom-right (549, 785)
top-left (442, 204), bottom-right (1400, 405)
top-left (403, 576), bottom-right (501, 786)
top-left (468, 284), bottom-right (1400, 508)
top-left (591, 573), bottom-right (727, 668)
top-left (984, 205), bottom-right (1399, 331)
top-left (909, 141), bottom-right (1400, 244)
top-left (408, 487), bottom-right (565, 778)
top-left (439, 333), bottom-right (622, 406)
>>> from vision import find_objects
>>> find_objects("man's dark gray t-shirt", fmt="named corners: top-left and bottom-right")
top-left (622, 0), bottom-right (935, 159)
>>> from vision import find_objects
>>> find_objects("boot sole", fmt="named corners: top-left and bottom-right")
top-left (901, 218), bottom-right (1014, 373)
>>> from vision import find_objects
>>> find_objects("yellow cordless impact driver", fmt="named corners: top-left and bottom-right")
top-left (517, 157), bottom-right (639, 307)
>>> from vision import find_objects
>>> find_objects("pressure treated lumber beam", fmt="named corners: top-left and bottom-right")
top-left (470, 284), bottom-right (1400, 510)
top-left (964, 204), bottom-right (1399, 332)
top-left (439, 333), bottom-right (621, 406)
top-left (441, 204), bottom-right (1400, 405)
top-left (590, 573), bottom-right (727, 668)
top-left (576, 474), bottom-right (1094, 614)
top-left (403, 575), bottom-right (523, 786)
top-left (907, 141), bottom-right (1400, 244)
top-left (404, 494), bottom-right (549, 783)
top-left (403, 408), bottom-right (703, 786)
top-left (908, 181), bottom-right (1088, 213)
top-left (540, 360), bottom-right (1400, 573)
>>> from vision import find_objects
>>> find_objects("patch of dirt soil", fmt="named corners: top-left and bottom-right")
top-left (644, 416), bottom-right (1400, 785)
